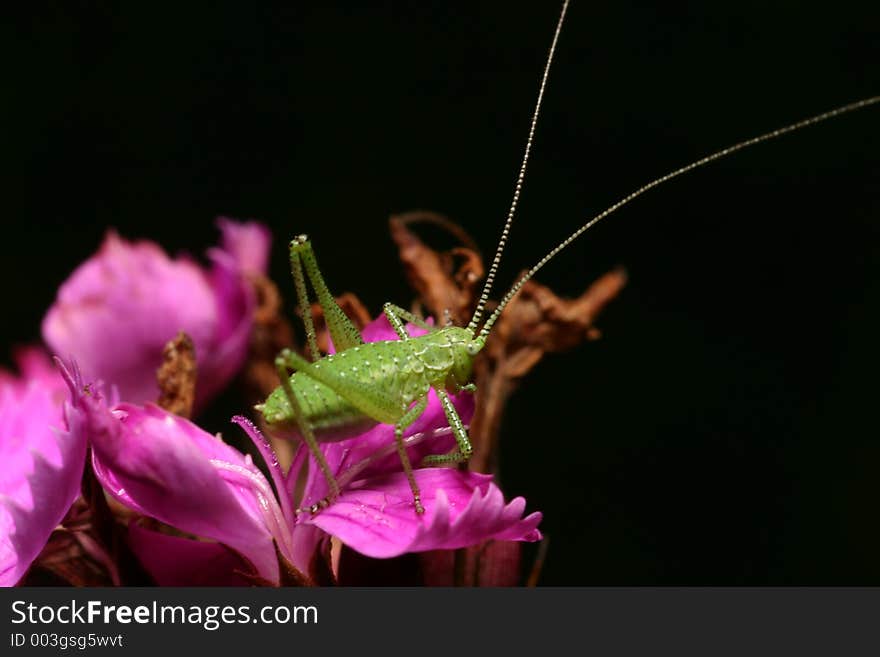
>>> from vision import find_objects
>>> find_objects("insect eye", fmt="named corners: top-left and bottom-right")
top-left (466, 342), bottom-right (480, 356)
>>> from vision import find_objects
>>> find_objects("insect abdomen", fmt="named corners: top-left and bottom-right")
top-left (261, 374), bottom-right (380, 442)
top-left (261, 338), bottom-right (441, 438)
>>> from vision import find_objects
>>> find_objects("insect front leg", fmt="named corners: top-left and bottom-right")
top-left (422, 387), bottom-right (473, 466)
top-left (383, 302), bottom-right (435, 335)
top-left (290, 235), bottom-right (364, 354)
top-left (274, 348), bottom-right (340, 513)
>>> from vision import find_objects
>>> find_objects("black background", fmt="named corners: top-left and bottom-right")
top-left (3, 1), bottom-right (878, 584)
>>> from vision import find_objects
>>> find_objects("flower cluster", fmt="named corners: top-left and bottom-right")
top-left (1, 219), bottom-right (542, 586)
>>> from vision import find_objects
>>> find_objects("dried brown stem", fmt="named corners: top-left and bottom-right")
top-left (156, 331), bottom-right (197, 418)
top-left (471, 269), bottom-right (628, 473)
top-left (389, 212), bottom-right (484, 327)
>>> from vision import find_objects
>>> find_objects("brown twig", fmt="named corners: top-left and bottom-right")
top-left (156, 331), bottom-right (197, 419)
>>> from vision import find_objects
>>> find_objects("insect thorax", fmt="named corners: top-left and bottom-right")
top-left (317, 327), bottom-right (476, 416)
top-left (413, 326), bottom-right (477, 394)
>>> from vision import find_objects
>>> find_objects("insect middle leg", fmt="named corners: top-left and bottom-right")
top-left (394, 396), bottom-right (429, 514)
top-left (382, 302), bottom-right (435, 335)
top-left (422, 387), bottom-right (473, 466)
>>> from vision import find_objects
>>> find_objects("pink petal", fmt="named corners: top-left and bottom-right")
top-left (325, 313), bottom-right (432, 355)
top-left (0, 355), bottom-right (85, 586)
top-left (43, 232), bottom-right (216, 404)
top-left (299, 390), bottom-right (474, 509)
top-left (229, 418), bottom-right (326, 574)
top-left (360, 313), bottom-right (431, 343)
top-left (307, 469), bottom-right (542, 558)
top-left (62, 364), bottom-right (280, 583)
top-left (198, 247), bottom-right (256, 404)
top-left (201, 218), bottom-right (271, 403)
top-left (231, 417), bottom-right (297, 536)
top-left (216, 217), bottom-right (272, 276)
top-left (0, 347), bottom-right (66, 395)
top-left (42, 220), bottom-right (270, 408)
top-left (127, 523), bottom-right (256, 586)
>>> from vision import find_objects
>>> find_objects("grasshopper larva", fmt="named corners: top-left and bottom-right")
top-left (257, 0), bottom-right (877, 516)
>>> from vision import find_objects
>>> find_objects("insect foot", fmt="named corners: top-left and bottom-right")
top-left (296, 483), bottom-right (424, 517)
top-left (421, 447), bottom-right (472, 467)
top-left (297, 496), bottom-right (333, 516)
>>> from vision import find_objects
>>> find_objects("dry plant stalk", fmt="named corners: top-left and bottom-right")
top-left (156, 331), bottom-right (198, 419)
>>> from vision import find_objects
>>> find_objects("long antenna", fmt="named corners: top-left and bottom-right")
top-left (478, 95), bottom-right (880, 340)
top-left (466, 0), bottom-right (571, 333)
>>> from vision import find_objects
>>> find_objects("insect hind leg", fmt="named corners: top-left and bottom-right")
top-left (288, 237), bottom-right (320, 362)
top-left (291, 235), bottom-right (364, 353)
top-left (275, 348), bottom-right (340, 514)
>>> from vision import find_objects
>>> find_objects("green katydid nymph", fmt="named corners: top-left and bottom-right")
top-left (256, 0), bottom-right (878, 515)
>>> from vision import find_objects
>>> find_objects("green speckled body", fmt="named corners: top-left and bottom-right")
top-left (262, 326), bottom-right (475, 442)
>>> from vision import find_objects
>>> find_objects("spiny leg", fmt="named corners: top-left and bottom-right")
top-left (383, 302), bottom-right (436, 334)
top-left (292, 235), bottom-right (364, 352)
top-left (394, 396), bottom-right (429, 514)
top-left (288, 240), bottom-right (320, 362)
top-left (422, 387), bottom-right (473, 466)
top-left (383, 303), bottom-right (414, 340)
top-left (275, 349), bottom-right (339, 513)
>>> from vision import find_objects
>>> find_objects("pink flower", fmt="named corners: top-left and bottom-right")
top-left (126, 522), bottom-right (259, 586)
top-left (42, 218), bottom-right (270, 408)
top-left (61, 361), bottom-right (288, 584)
top-left (64, 314), bottom-right (542, 585)
top-left (0, 349), bottom-right (86, 586)
top-left (305, 470), bottom-right (542, 558)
